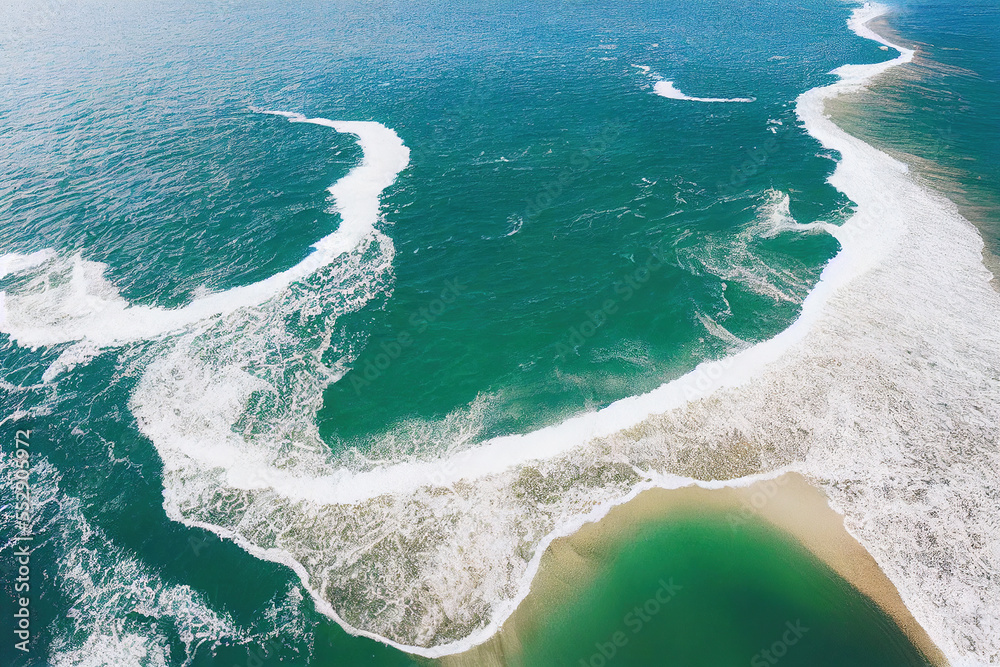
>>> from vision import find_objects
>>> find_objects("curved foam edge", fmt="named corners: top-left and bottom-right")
top-left (0, 112), bottom-right (410, 349)
top-left (240, 2), bottom-right (911, 505)
top-left (281, 1), bottom-right (970, 658)
top-left (653, 79), bottom-right (756, 103)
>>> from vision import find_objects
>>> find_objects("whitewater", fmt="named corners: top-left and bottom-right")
top-left (0, 2), bottom-right (997, 664)
top-left (653, 80), bottom-right (756, 103)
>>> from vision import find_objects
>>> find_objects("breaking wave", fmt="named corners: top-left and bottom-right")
top-left (1, 3), bottom-right (998, 664)
top-left (653, 80), bottom-right (756, 103)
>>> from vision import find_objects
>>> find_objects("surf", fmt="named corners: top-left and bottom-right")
top-left (1, 2), bottom-right (997, 663)
top-left (0, 112), bottom-right (409, 350)
top-left (653, 80), bottom-right (756, 103)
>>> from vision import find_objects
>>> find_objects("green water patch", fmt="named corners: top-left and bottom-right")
top-left (509, 514), bottom-right (931, 667)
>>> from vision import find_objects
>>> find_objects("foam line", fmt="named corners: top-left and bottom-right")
top-left (214, 4), bottom-right (911, 507)
top-left (119, 8), bottom-right (908, 507)
top-left (160, 4), bottom-right (1000, 660)
top-left (653, 80), bottom-right (755, 103)
top-left (0, 249), bottom-right (54, 279)
top-left (0, 113), bottom-right (409, 348)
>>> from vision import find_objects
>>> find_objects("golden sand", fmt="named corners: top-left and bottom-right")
top-left (434, 473), bottom-right (946, 666)
top-left (434, 17), bottom-right (960, 665)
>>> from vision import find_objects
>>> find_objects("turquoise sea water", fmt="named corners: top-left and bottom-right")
top-left (506, 512), bottom-right (930, 667)
top-left (1, 0), bottom-right (997, 664)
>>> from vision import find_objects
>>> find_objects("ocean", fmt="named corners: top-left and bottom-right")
top-left (1, 0), bottom-right (997, 665)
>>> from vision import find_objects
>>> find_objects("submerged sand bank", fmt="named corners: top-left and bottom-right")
top-left (826, 15), bottom-right (1000, 291)
top-left (423, 9), bottom-right (995, 663)
top-left (435, 473), bottom-right (946, 667)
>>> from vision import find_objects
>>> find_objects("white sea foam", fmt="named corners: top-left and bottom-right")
top-left (695, 310), bottom-right (746, 347)
top-left (2, 3), bottom-right (998, 662)
top-left (0, 113), bottom-right (409, 348)
top-left (755, 188), bottom-right (835, 237)
top-left (166, 3), bottom-right (992, 659)
top-left (501, 214), bottom-right (524, 238)
top-left (653, 80), bottom-right (756, 103)
top-left (0, 248), bottom-right (54, 279)
top-left (42, 340), bottom-right (103, 382)
top-left (672, 197), bottom-right (814, 303)
top-left (0, 454), bottom-right (243, 667)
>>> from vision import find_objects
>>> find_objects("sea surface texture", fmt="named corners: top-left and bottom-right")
top-left (0, 0), bottom-right (997, 664)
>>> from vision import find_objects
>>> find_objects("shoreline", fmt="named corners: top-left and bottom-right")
top-left (824, 13), bottom-right (1000, 291)
top-left (434, 473), bottom-right (947, 666)
top-left (422, 4), bottom-right (991, 661)
top-left (329, 2), bottom-right (998, 659)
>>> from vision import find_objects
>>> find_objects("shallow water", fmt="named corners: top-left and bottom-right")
top-left (510, 513), bottom-right (930, 667)
top-left (1, 0), bottom-right (997, 664)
